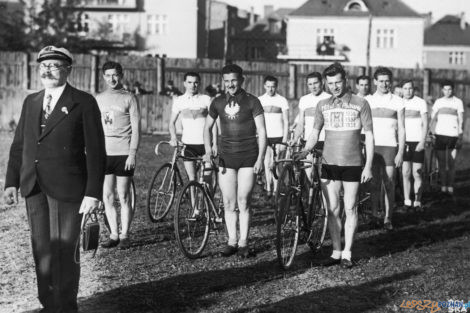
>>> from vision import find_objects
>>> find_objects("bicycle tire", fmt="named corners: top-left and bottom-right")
top-left (275, 164), bottom-right (300, 270)
top-left (307, 183), bottom-right (328, 252)
top-left (174, 181), bottom-right (211, 259)
top-left (146, 163), bottom-right (177, 223)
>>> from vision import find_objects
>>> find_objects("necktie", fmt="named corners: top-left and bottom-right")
top-left (44, 94), bottom-right (52, 120)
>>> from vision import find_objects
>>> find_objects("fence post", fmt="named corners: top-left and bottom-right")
top-left (90, 54), bottom-right (99, 94)
top-left (156, 56), bottom-right (165, 95)
top-left (22, 52), bottom-right (29, 90)
top-left (422, 69), bottom-right (431, 99)
top-left (288, 63), bottom-right (297, 99)
top-left (359, 66), bottom-right (366, 77)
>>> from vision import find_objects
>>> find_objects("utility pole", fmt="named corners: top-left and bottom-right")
top-left (366, 14), bottom-right (372, 75)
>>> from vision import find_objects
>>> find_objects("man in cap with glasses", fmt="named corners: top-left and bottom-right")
top-left (4, 46), bottom-right (106, 312)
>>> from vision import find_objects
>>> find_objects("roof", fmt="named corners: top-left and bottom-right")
top-left (424, 15), bottom-right (470, 46)
top-left (239, 8), bottom-right (294, 38)
top-left (289, 0), bottom-right (420, 18)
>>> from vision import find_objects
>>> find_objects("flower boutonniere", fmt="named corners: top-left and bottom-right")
top-left (61, 107), bottom-right (69, 115)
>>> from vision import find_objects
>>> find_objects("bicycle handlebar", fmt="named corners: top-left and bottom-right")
top-left (155, 141), bottom-right (185, 156)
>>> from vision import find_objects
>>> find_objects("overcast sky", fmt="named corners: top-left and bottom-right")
top-left (222, 0), bottom-right (470, 23)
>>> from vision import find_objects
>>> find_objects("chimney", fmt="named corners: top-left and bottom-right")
top-left (423, 11), bottom-right (432, 29)
top-left (460, 12), bottom-right (466, 30)
top-left (249, 6), bottom-right (255, 25)
top-left (264, 5), bottom-right (274, 18)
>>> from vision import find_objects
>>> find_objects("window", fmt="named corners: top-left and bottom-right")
top-left (108, 14), bottom-right (129, 33)
top-left (348, 3), bottom-right (362, 11)
top-left (147, 14), bottom-right (168, 35)
top-left (316, 28), bottom-right (334, 45)
top-left (376, 29), bottom-right (395, 49)
top-left (449, 52), bottom-right (465, 65)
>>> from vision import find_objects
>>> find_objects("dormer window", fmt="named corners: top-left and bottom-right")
top-left (344, 0), bottom-right (368, 12)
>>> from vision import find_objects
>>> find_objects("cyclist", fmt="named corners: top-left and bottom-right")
top-left (169, 72), bottom-right (217, 181)
top-left (96, 61), bottom-right (141, 249)
top-left (356, 75), bottom-right (371, 98)
top-left (293, 72), bottom-right (331, 150)
top-left (429, 80), bottom-right (464, 196)
top-left (368, 67), bottom-right (405, 231)
top-left (298, 62), bottom-right (374, 268)
top-left (258, 75), bottom-right (289, 199)
top-left (203, 64), bottom-right (267, 258)
top-left (401, 79), bottom-right (428, 211)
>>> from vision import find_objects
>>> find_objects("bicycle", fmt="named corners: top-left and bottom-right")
top-left (174, 156), bottom-right (225, 259)
top-left (275, 148), bottom-right (328, 270)
top-left (146, 141), bottom-right (189, 223)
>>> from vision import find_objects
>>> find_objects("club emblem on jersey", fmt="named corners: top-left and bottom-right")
top-left (224, 100), bottom-right (240, 120)
top-left (104, 112), bottom-right (114, 125)
top-left (331, 112), bottom-right (344, 128)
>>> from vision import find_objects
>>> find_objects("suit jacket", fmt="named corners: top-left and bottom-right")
top-left (5, 84), bottom-right (106, 202)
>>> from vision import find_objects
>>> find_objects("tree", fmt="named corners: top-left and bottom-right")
top-left (20, 0), bottom-right (86, 51)
top-left (0, 2), bottom-right (28, 50)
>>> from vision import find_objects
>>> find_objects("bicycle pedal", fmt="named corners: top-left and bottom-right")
top-left (215, 217), bottom-right (223, 223)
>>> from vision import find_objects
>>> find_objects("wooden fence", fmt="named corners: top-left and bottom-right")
top-left (1, 51), bottom-right (470, 139)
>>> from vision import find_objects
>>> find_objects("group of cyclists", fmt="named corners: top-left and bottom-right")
top-left (98, 60), bottom-right (464, 268)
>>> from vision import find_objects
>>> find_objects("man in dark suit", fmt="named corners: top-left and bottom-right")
top-left (3, 46), bottom-right (106, 313)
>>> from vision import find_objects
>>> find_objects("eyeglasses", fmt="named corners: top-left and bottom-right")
top-left (39, 63), bottom-right (69, 72)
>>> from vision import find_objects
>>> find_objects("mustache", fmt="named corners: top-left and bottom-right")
top-left (41, 73), bottom-right (57, 79)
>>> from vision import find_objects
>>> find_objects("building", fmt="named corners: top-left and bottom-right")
top-left (206, 1), bottom-right (258, 60)
top-left (282, 0), bottom-right (424, 68)
top-left (230, 6), bottom-right (293, 61)
top-left (424, 14), bottom-right (470, 69)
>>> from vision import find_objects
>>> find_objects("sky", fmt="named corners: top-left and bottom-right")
top-left (222, 0), bottom-right (470, 23)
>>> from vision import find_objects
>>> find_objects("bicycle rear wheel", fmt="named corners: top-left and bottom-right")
top-left (275, 165), bottom-right (300, 270)
top-left (174, 181), bottom-right (211, 258)
top-left (147, 163), bottom-right (177, 223)
top-left (307, 185), bottom-right (328, 252)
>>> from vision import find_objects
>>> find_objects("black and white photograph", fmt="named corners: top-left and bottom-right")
top-left (0, 0), bottom-right (469, 312)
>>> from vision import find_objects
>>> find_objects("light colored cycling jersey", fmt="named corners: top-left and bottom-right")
top-left (368, 92), bottom-right (404, 147)
top-left (96, 88), bottom-right (140, 156)
top-left (404, 96), bottom-right (427, 142)
top-left (172, 93), bottom-right (211, 144)
top-left (258, 93), bottom-right (289, 138)
top-left (314, 92), bottom-right (373, 166)
top-left (299, 91), bottom-right (331, 140)
top-left (432, 96), bottom-right (464, 137)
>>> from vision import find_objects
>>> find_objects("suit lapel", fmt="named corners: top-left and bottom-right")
top-left (39, 84), bottom-right (77, 140)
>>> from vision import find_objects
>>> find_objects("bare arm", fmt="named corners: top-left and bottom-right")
top-left (458, 111), bottom-right (464, 136)
top-left (395, 108), bottom-right (405, 167)
top-left (361, 130), bottom-right (374, 183)
top-left (169, 112), bottom-right (180, 146)
top-left (416, 112), bottom-right (428, 151)
top-left (293, 109), bottom-right (305, 142)
top-left (129, 95), bottom-right (141, 156)
top-left (254, 114), bottom-right (267, 170)
top-left (282, 109), bottom-right (289, 143)
top-left (203, 115), bottom-right (217, 162)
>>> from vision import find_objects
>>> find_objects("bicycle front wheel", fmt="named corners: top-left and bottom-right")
top-left (174, 181), bottom-right (211, 259)
top-left (307, 185), bottom-right (328, 252)
top-left (275, 165), bottom-right (300, 270)
top-left (147, 163), bottom-right (176, 223)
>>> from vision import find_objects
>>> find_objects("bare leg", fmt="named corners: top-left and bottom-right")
top-left (218, 169), bottom-right (238, 246)
top-left (402, 161), bottom-right (412, 206)
top-left (264, 146), bottom-right (273, 194)
top-left (383, 165), bottom-right (395, 223)
top-left (342, 181), bottom-right (360, 253)
top-left (103, 174), bottom-right (118, 238)
top-left (116, 176), bottom-right (133, 237)
top-left (412, 162), bottom-right (423, 204)
top-left (321, 179), bottom-right (342, 252)
top-left (371, 161), bottom-right (383, 218)
top-left (237, 167), bottom-right (256, 247)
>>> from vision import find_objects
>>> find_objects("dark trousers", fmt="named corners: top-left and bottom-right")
top-left (25, 190), bottom-right (82, 313)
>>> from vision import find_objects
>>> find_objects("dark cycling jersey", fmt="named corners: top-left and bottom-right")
top-left (209, 89), bottom-right (264, 155)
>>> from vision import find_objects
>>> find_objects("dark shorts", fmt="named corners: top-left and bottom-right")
top-left (105, 155), bottom-right (134, 177)
top-left (373, 146), bottom-right (397, 167)
top-left (321, 164), bottom-right (362, 182)
top-left (183, 144), bottom-right (205, 158)
top-left (267, 137), bottom-right (283, 147)
top-left (434, 135), bottom-right (458, 151)
top-left (403, 142), bottom-right (425, 163)
top-left (220, 153), bottom-right (258, 171)
top-left (315, 141), bottom-right (324, 151)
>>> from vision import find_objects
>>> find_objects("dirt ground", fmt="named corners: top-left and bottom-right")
top-left (1, 133), bottom-right (469, 313)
